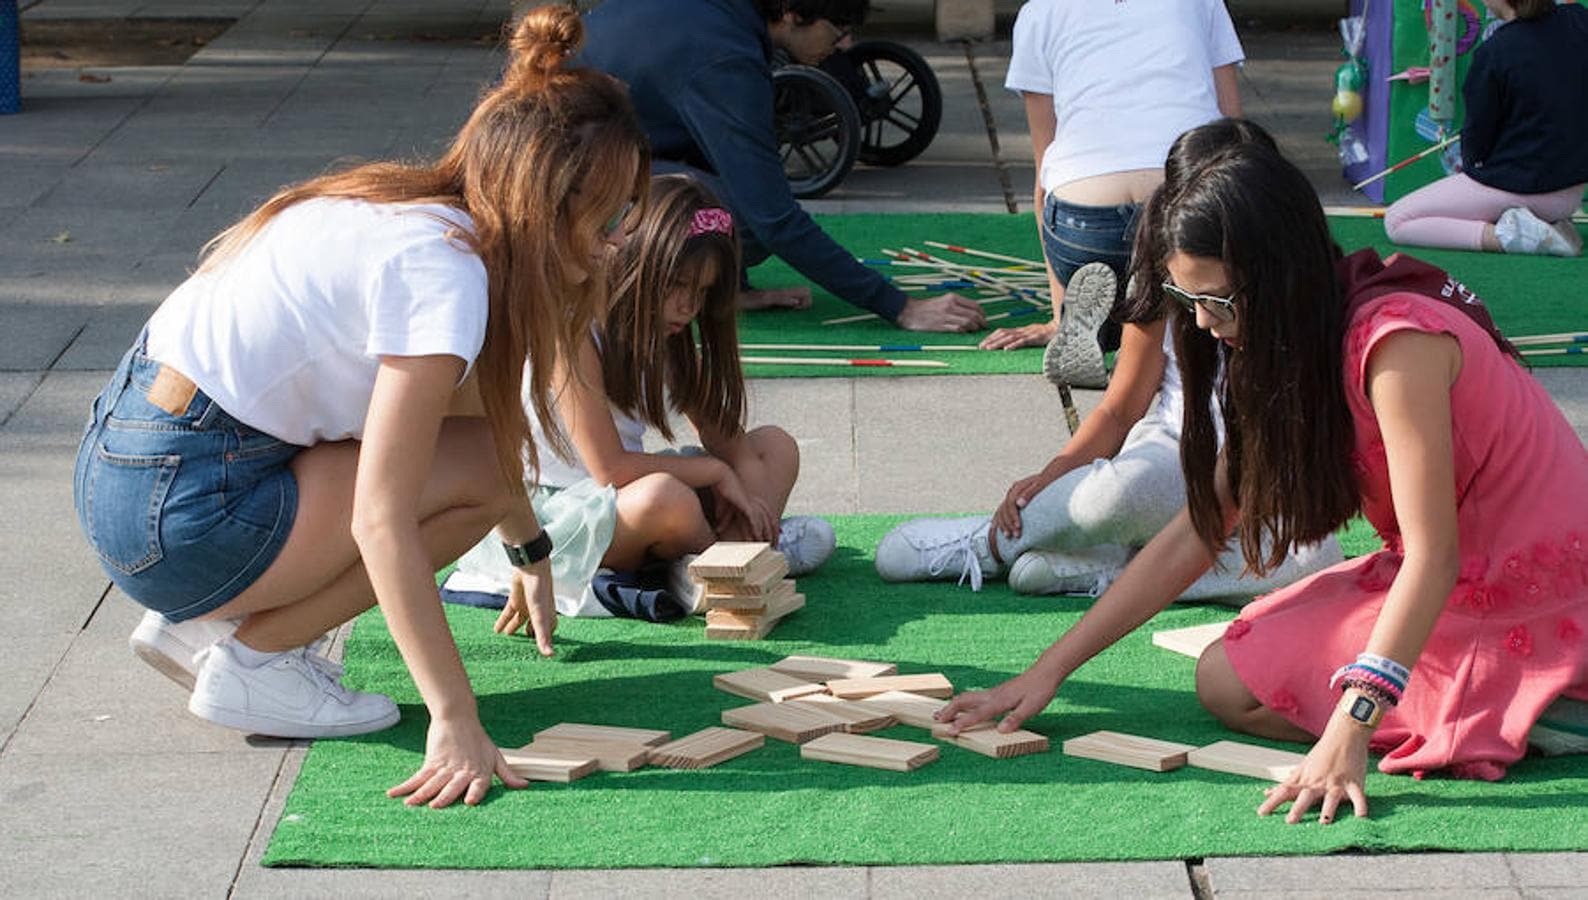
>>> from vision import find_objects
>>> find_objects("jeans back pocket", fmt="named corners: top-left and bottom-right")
top-left (83, 443), bottom-right (180, 576)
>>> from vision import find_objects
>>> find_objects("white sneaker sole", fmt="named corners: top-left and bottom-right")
top-left (129, 638), bottom-right (199, 692)
top-left (1044, 262), bottom-right (1115, 389)
top-left (188, 697), bottom-right (400, 739)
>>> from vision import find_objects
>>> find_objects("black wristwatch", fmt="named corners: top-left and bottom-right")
top-left (502, 530), bottom-right (553, 567)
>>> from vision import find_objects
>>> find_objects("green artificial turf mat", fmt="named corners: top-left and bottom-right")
top-left (739, 214), bottom-right (1588, 377)
top-left (266, 514), bottom-right (1587, 869)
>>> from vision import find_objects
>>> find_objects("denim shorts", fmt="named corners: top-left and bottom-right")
top-left (1040, 194), bottom-right (1142, 288)
top-left (72, 343), bottom-right (301, 622)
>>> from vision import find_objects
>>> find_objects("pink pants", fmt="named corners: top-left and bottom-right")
top-left (1383, 173), bottom-right (1585, 251)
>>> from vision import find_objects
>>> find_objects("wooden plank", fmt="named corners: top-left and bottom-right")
top-left (856, 690), bottom-right (948, 728)
top-left (500, 747), bottom-right (599, 782)
top-left (533, 723), bottom-right (671, 747)
top-left (721, 701), bottom-right (850, 743)
top-left (712, 667), bottom-right (827, 703)
top-left (649, 727), bottom-right (765, 769)
top-left (1186, 740), bottom-right (1306, 782)
top-left (699, 554), bottom-right (789, 595)
top-left (827, 673), bottom-right (953, 700)
top-left (926, 719), bottom-right (995, 737)
top-left (789, 696), bottom-right (896, 733)
top-left (703, 593), bottom-right (806, 641)
top-left (688, 542), bottom-right (775, 579)
top-left (1061, 730), bottom-right (1197, 772)
top-left (702, 578), bottom-right (796, 611)
top-left (945, 727), bottom-right (1050, 759)
top-left (522, 736), bottom-right (652, 772)
top-left (1151, 621), bottom-right (1232, 660)
top-left (770, 655), bottom-right (898, 682)
top-left (704, 590), bottom-right (805, 628)
top-left (801, 732), bottom-right (939, 772)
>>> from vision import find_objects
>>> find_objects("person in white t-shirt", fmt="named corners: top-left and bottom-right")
top-left (981, 0), bottom-right (1245, 390)
top-left (877, 120), bottom-right (1341, 602)
top-left (71, 7), bottom-right (649, 810)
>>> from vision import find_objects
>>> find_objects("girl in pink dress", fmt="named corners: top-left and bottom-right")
top-left (937, 123), bottom-right (1588, 824)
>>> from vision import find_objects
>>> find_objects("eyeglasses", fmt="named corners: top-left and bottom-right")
top-left (822, 19), bottom-right (852, 48)
top-left (602, 199), bottom-right (636, 237)
top-left (1162, 281), bottom-right (1237, 323)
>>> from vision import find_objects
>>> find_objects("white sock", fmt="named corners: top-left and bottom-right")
top-left (226, 637), bottom-right (284, 669)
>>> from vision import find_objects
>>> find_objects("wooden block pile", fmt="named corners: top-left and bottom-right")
top-left (690, 542), bottom-right (804, 640)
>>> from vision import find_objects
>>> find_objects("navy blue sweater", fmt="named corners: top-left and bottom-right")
top-left (1461, 3), bottom-right (1588, 195)
top-left (581, 0), bottom-right (907, 320)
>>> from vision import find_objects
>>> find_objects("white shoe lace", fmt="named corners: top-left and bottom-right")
top-left (925, 533), bottom-right (985, 592)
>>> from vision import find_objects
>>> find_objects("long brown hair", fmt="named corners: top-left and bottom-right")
top-left (599, 175), bottom-right (746, 441)
top-left (199, 6), bottom-right (649, 490)
top-left (1157, 141), bottom-right (1359, 573)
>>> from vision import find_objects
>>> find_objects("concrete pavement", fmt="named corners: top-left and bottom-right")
top-left (2, 2), bottom-right (1584, 896)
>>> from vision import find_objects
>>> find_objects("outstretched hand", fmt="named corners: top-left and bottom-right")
top-left (1257, 718), bottom-right (1371, 824)
top-left (933, 666), bottom-right (1062, 735)
top-left (979, 321), bottom-right (1056, 351)
top-left (896, 294), bottom-right (988, 333)
top-left (387, 716), bottom-right (528, 809)
top-left (493, 562), bottom-right (556, 656)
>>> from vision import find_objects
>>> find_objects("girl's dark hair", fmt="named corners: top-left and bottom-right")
top-left (1162, 142), bottom-right (1359, 574)
top-left (1511, 0), bottom-right (1557, 20)
top-left (1119, 118), bottom-right (1280, 324)
top-left (601, 175), bottom-right (746, 441)
top-left (759, 0), bottom-right (870, 27)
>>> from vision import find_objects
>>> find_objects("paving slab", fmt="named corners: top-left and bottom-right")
top-left (1204, 853), bottom-right (1519, 892)
top-left (33, 159), bottom-right (225, 209)
top-left (0, 304), bottom-right (92, 371)
top-left (870, 861), bottom-right (1193, 898)
top-left (1506, 853), bottom-right (1588, 888)
top-left (545, 866), bottom-right (869, 899)
top-left (747, 377), bottom-right (857, 516)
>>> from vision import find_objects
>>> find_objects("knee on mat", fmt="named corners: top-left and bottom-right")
top-left (1195, 641), bottom-right (1260, 731)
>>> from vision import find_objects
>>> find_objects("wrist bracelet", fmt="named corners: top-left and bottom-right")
top-left (1355, 652), bottom-right (1411, 684)
top-left (1340, 677), bottom-right (1398, 707)
top-left (502, 530), bottom-right (553, 567)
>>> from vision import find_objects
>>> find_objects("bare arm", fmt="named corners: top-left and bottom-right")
top-left (1213, 63), bottom-right (1242, 118)
top-left (980, 92), bottom-right (1061, 350)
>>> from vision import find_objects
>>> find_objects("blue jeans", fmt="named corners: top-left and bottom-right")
top-left (73, 343), bottom-right (301, 622)
top-left (1040, 195), bottom-right (1140, 351)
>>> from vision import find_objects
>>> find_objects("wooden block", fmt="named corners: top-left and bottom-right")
top-left (1186, 740), bottom-right (1306, 782)
top-left (688, 541), bottom-right (775, 579)
top-left (500, 747), bottom-right (599, 782)
top-left (946, 727), bottom-right (1050, 759)
top-left (1151, 621), bottom-right (1233, 660)
top-left (702, 578), bottom-right (796, 611)
top-left (1061, 730), bottom-right (1197, 772)
top-left (523, 737), bottom-right (652, 772)
top-left (801, 732), bottom-right (939, 772)
top-left (534, 722), bottom-right (671, 747)
top-left (700, 555), bottom-right (789, 595)
top-left (721, 701), bottom-right (849, 743)
top-left (856, 690), bottom-right (948, 728)
top-left (703, 593), bottom-right (806, 641)
top-left (770, 655), bottom-right (898, 682)
top-left (648, 727), bottom-right (765, 769)
top-left (713, 667), bottom-right (827, 703)
top-left (704, 590), bottom-right (805, 628)
top-left (789, 696), bottom-right (896, 733)
top-left (827, 673), bottom-right (954, 700)
top-left (927, 719), bottom-right (995, 737)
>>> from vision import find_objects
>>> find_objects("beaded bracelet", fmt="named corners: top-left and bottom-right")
top-left (1329, 660), bottom-right (1407, 695)
top-left (1341, 675), bottom-right (1401, 707)
top-left (1355, 652), bottom-right (1411, 684)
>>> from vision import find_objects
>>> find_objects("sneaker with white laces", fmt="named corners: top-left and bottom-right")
top-left (1043, 262), bottom-right (1116, 389)
top-left (129, 609), bottom-right (240, 692)
top-left (874, 516), bottom-right (1002, 591)
top-left (1006, 545), bottom-right (1130, 596)
top-left (668, 554), bottom-right (706, 614)
top-left (1495, 207), bottom-right (1582, 257)
top-left (778, 515), bottom-right (836, 576)
top-left (188, 637), bottom-right (400, 739)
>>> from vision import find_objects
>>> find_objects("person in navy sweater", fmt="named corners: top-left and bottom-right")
top-left (581, 0), bottom-right (987, 332)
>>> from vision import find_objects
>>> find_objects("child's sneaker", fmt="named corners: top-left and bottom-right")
top-left (1006, 545), bottom-right (1130, 596)
top-left (668, 554), bottom-right (706, 614)
top-left (188, 638), bottom-right (399, 739)
top-left (874, 516), bottom-right (1001, 591)
top-left (778, 516), bottom-right (836, 576)
top-left (1496, 207), bottom-right (1581, 257)
top-left (129, 609), bottom-right (239, 692)
top-left (1042, 262), bottom-right (1115, 389)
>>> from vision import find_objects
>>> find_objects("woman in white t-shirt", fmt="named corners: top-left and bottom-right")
top-left (981, 0), bottom-right (1245, 388)
top-left (878, 120), bottom-right (1341, 601)
top-left (70, 7), bottom-right (649, 810)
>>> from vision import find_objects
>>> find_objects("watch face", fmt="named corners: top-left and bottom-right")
top-left (1349, 695), bottom-right (1377, 723)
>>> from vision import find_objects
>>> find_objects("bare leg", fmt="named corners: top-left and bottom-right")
top-left (1195, 640), bottom-right (1316, 743)
top-left (714, 425), bottom-right (800, 541)
top-left (602, 472), bottom-right (716, 570)
top-left (204, 417), bottom-right (513, 653)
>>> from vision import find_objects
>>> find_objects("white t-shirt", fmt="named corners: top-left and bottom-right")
top-left (145, 199), bottom-right (488, 445)
top-left (528, 377), bottom-right (648, 488)
top-left (1155, 313), bottom-right (1226, 444)
top-left (1004, 0), bottom-right (1244, 194)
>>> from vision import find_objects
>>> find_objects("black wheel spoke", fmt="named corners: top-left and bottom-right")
top-left (885, 109), bottom-right (921, 131)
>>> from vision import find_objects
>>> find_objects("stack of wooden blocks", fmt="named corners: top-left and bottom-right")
top-left (690, 542), bottom-right (805, 640)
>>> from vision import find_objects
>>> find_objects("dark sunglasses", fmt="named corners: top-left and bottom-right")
top-left (1162, 281), bottom-right (1237, 323)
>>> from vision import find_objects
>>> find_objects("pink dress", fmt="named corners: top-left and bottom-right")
top-left (1223, 293), bottom-right (1588, 780)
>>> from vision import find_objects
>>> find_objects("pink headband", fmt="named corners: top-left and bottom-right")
top-left (688, 207), bottom-right (734, 238)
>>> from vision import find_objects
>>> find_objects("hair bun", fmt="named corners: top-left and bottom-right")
top-left (506, 5), bottom-right (584, 87)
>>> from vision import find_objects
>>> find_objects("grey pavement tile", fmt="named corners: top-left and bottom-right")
top-left (80, 121), bottom-right (263, 164)
top-left (54, 302), bottom-right (155, 369)
top-left (0, 206), bottom-right (184, 268)
top-left (870, 862), bottom-right (1193, 899)
top-left (1507, 853), bottom-right (1588, 888)
top-left (14, 67), bottom-right (179, 103)
top-left (749, 377), bottom-right (856, 516)
top-left (0, 371), bottom-right (44, 425)
top-left (33, 160), bottom-right (226, 209)
top-left (546, 866), bottom-right (869, 899)
top-left (804, 162), bottom-right (1008, 213)
top-left (1522, 891), bottom-right (1588, 900)
top-left (0, 750), bottom-right (283, 899)
top-left (0, 162), bottom-right (73, 209)
top-left (1529, 371), bottom-right (1588, 446)
top-left (1215, 893), bottom-right (1523, 900)
top-left (0, 304), bottom-right (92, 371)
top-left (236, 867), bottom-right (555, 898)
top-left (1204, 853), bottom-right (1519, 892)
top-left (0, 630), bottom-right (77, 745)
top-left (854, 375), bottom-right (1091, 514)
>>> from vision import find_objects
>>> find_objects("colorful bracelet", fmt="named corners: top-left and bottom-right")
top-left (1329, 662), bottom-right (1406, 700)
top-left (1341, 676), bottom-right (1400, 707)
top-left (1355, 652), bottom-right (1411, 684)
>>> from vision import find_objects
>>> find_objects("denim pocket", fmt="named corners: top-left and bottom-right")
top-left (84, 443), bottom-right (180, 575)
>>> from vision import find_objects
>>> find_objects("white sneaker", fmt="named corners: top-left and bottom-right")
top-left (668, 554), bottom-right (706, 615)
top-left (874, 516), bottom-right (1001, 591)
top-left (1496, 207), bottom-right (1581, 257)
top-left (188, 638), bottom-right (399, 739)
top-left (1042, 262), bottom-right (1115, 389)
top-left (1006, 545), bottom-right (1130, 596)
top-left (129, 609), bottom-right (239, 692)
top-left (778, 516), bottom-right (836, 576)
